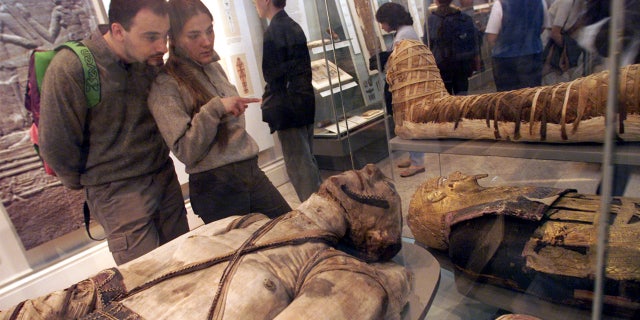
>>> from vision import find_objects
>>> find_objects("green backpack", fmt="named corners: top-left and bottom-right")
top-left (25, 40), bottom-right (100, 175)
top-left (24, 40), bottom-right (103, 241)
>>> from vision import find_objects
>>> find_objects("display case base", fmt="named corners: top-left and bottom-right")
top-left (315, 138), bottom-right (388, 171)
top-left (314, 118), bottom-right (390, 171)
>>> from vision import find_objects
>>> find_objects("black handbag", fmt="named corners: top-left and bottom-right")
top-left (543, 4), bottom-right (583, 73)
top-left (543, 32), bottom-right (583, 72)
top-left (261, 88), bottom-right (288, 132)
top-left (368, 51), bottom-right (391, 71)
top-left (261, 81), bottom-right (315, 133)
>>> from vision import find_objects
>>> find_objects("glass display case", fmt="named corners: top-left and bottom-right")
top-left (391, 1), bottom-right (640, 319)
top-left (303, 0), bottom-right (390, 170)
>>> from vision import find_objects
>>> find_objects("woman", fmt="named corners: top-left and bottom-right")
top-left (148, 0), bottom-right (291, 224)
top-left (375, 2), bottom-right (425, 178)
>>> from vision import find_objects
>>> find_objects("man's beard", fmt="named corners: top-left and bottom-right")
top-left (147, 54), bottom-right (165, 67)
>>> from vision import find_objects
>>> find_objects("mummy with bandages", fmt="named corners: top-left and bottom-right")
top-left (1, 165), bottom-right (411, 320)
top-left (386, 40), bottom-right (640, 143)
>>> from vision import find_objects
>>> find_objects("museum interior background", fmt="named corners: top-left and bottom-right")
top-left (1, 0), bottom-right (639, 319)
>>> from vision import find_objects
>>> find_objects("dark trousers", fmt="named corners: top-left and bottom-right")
top-left (277, 124), bottom-right (322, 202)
top-left (596, 164), bottom-right (632, 196)
top-left (86, 160), bottom-right (189, 265)
top-left (440, 67), bottom-right (470, 95)
top-left (189, 157), bottom-right (291, 224)
top-left (492, 53), bottom-right (543, 91)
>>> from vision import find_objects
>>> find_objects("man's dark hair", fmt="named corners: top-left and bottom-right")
top-left (108, 0), bottom-right (169, 31)
top-left (375, 2), bottom-right (413, 30)
top-left (273, 0), bottom-right (286, 9)
top-left (437, 0), bottom-right (454, 6)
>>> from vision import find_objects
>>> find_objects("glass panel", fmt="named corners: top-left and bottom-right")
top-left (0, 0), bottom-right (108, 274)
top-left (305, 0), bottom-right (391, 171)
top-left (373, 0), bottom-right (639, 319)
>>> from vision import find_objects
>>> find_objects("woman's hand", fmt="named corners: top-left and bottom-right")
top-left (221, 96), bottom-right (261, 117)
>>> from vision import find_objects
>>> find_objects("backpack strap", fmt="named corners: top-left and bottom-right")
top-left (34, 41), bottom-right (101, 108)
top-left (83, 201), bottom-right (105, 241)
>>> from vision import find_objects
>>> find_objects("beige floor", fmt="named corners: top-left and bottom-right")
top-left (276, 150), bottom-right (639, 320)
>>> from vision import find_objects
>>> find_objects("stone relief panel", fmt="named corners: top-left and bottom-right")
top-left (0, 0), bottom-right (102, 250)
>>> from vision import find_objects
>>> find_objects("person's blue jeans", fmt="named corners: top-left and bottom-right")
top-left (278, 124), bottom-right (322, 202)
top-left (410, 151), bottom-right (424, 166)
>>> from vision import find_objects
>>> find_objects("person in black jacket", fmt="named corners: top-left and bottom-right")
top-left (254, 0), bottom-right (322, 202)
top-left (424, 0), bottom-right (480, 95)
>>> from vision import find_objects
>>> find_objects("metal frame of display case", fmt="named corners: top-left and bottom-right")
top-left (389, 138), bottom-right (640, 165)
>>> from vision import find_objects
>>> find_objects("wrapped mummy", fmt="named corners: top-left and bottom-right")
top-left (386, 40), bottom-right (640, 143)
top-left (1, 165), bottom-right (411, 320)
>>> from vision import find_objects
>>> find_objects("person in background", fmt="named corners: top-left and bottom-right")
top-left (579, 0), bottom-right (640, 67)
top-left (424, 0), bottom-right (480, 95)
top-left (149, 0), bottom-right (291, 224)
top-left (253, 0), bottom-right (322, 202)
top-left (580, 0), bottom-right (640, 196)
top-left (542, 0), bottom-right (586, 84)
top-left (39, 0), bottom-right (189, 265)
top-left (376, 2), bottom-right (426, 178)
top-left (461, 0), bottom-right (485, 74)
top-left (459, 0), bottom-right (475, 17)
top-left (485, 0), bottom-right (550, 91)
